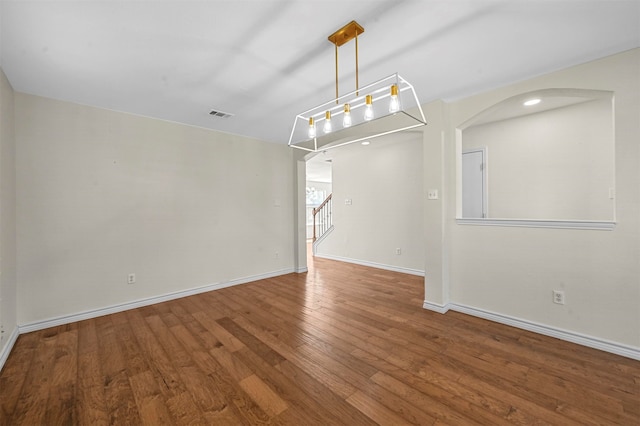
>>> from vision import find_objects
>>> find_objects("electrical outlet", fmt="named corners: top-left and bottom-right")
top-left (396, 248), bottom-right (402, 255)
top-left (128, 273), bottom-right (136, 285)
top-left (552, 290), bottom-right (565, 305)
top-left (275, 251), bottom-right (279, 259)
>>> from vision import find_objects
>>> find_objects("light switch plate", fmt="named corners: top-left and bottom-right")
top-left (427, 190), bottom-right (439, 200)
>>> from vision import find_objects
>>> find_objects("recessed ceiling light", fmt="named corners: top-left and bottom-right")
top-left (523, 99), bottom-right (541, 106)
top-left (361, 141), bottom-right (370, 145)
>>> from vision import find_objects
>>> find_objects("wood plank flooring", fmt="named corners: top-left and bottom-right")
top-left (1, 253), bottom-right (639, 425)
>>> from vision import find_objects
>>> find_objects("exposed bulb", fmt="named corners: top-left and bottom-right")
top-left (389, 84), bottom-right (400, 113)
top-left (343, 104), bottom-right (352, 128)
top-left (364, 95), bottom-right (374, 121)
top-left (323, 111), bottom-right (332, 134)
top-left (308, 117), bottom-right (316, 138)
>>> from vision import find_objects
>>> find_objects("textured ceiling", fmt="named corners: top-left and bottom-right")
top-left (1, 0), bottom-right (638, 144)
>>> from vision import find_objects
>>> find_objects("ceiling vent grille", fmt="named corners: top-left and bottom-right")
top-left (209, 110), bottom-right (234, 119)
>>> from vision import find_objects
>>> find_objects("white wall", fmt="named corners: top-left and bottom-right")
top-left (438, 49), bottom-right (640, 349)
top-left (422, 100), bottom-right (449, 308)
top-left (316, 132), bottom-right (425, 274)
top-left (15, 93), bottom-right (295, 325)
top-left (463, 99), bottom-right (614, 220)
top-left (0, 67), bottom-right (17, 361)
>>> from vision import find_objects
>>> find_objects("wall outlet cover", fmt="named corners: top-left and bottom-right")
top-left (552, 290), bottom-right (565, 305)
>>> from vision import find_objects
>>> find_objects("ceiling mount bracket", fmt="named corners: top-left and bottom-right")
top-left (327, 20), bottom-right (364, 46)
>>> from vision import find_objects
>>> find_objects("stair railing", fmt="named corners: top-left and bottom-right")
top-left (312, 193), bottom-right (332, 242)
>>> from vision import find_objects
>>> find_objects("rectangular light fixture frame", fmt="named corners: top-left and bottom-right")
top-left (288, 73), bottom-right (426, 153)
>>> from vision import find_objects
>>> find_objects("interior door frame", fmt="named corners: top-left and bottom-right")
top-left (462, 147), bottom-right (488, 218)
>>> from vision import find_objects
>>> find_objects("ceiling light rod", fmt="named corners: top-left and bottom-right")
top-left (328, 20), bottom-right (364, 102)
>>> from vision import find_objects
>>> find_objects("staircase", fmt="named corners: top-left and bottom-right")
top-left (312, 193), bottom-right (333, 243)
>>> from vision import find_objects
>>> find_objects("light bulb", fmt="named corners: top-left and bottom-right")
top-left (389, 84), bottom-right (400, 113)
top-left (308, 117), bottom-right (316, 138)
top-left (323, 111), bottom-right (332, 134)
top-left (343, 104), bottom-right (352, 128)
top-left (364, 95), bottom-right (374, 121)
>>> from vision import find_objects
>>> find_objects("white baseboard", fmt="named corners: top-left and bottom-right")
top-left (0, 326), bottom-right (20, 372)
top-left (18, 268), bottom-right (295, 334)
top-left (314, 253), bottom-right (425, 277)
top-left (423, 300), bottom-right (640, 361)
top-left (296, 267), bottom-right (308, 273)
top-left (422, 300), bottom-right (450, 314)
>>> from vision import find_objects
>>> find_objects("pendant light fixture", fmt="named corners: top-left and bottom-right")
top-left (343, 103), bottom-right (352, 127)
top-left (323, 111), bottom-right (333, 133)
top-left (307, 117), bottom-right (316, 138)
top-left (364, 95), bottom-right (374, 121)
top-left (389, 84), bottom-right (400, 113)
top-left (288, 20), bottom-right (426, 153)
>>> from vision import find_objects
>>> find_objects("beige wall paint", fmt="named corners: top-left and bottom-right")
top-left (422, 100), bottom-right (449, 308)
top-left (315, 132), bottom-right (425, 273)
top-left (442, 49), bottom-right (639, 347)
top-left (15, 94), bottom-right (295, 325)
top-left (294, 150), bottom-right (308, 273)
top-left (0, 68), bottom-right (17, 356)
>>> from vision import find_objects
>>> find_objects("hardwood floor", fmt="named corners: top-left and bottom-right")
top-left (1, 254), bottom-right (639, 425)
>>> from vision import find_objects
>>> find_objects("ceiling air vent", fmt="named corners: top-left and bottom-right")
top-left (209, 110), bottom-right (234, 119)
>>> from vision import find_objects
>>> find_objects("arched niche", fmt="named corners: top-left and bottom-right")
top-left (456, 88), bottom-right (615, 229)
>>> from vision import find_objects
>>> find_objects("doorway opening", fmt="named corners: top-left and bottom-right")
top-left (305, 153), bottom-right (333, 257)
